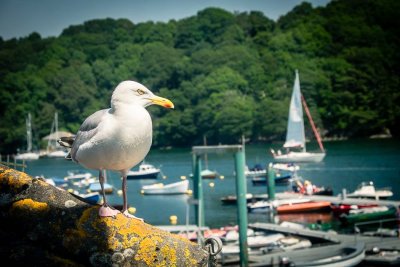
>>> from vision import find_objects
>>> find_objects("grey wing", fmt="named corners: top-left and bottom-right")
top-left (70, 109), bottom-right (109, 162)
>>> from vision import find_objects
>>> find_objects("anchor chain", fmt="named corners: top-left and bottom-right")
top-left (204, 237), bottom-right (223, 267)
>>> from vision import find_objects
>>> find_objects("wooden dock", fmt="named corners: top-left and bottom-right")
top-left (248, 222), bottom-right (400, 266)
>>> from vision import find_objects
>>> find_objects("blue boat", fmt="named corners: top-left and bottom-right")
top-left (251, 174), bottom-right (292, 185)
top-left (72, 192), bottom-right (101, 204)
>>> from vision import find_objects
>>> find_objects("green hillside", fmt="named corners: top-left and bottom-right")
top-left (1, 0), bottom-right (399, 154)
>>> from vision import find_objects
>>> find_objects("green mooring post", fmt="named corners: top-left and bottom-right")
top-left (234, 149), bottom-right (249, 266)
top-left (267, 163), bottom-right (276, 200)
top-left (193, 154), bottom-right (205, 227)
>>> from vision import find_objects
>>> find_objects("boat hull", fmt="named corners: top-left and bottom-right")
top-left (127, 171), bottom-right (160, 179)
top-left (277, 201), bottom-right (331, 214)
top-left (340, 206), bottom-right (398, 224)
top-left (45, 150), bottom-right (68, 158)
top-left (252, 174), bottom-right (292, 185)
top-left (141, 180), bottom-right (189, 195)
top-left (273, 152), bottom-right (326, 163)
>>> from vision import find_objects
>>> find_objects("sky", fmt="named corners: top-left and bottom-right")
top-left (0, 0), bottom-right (331, 40)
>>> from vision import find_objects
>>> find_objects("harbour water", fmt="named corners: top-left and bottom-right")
top-left (23, 138), bottom-right (400, 228)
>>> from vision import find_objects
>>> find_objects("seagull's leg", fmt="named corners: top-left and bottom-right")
top-left (121, 172), bottom-right (143, 221)
top-left (98, 170), bottom-right (120, 217)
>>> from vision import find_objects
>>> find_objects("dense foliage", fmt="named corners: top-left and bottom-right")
top-left (1, 0), bottom-right (399, 154)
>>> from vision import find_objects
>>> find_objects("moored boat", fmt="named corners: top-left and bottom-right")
top-left (248, 198), bottom-right (311, 213)
top-left (221, 193), bottom-right (254, 204)
top-left (64, 170), bottom-right (93, 180)
top-left (245, 164), bottom-right (266, 177)
top-left (277, 201), bottom-right (331, 214)
top-left (200, 169), bottom-right (218, 179)
top-left (347, 181), bottom-right (393, 199)
top-left (331, 203), bottom-right (379, 216)
top-left (14, 152), bottom-right (40, 160)
top-left (364, 247), bottom-right (400, 266)
top-left (14, 113), bottom-right (40, 160)
top-left (88, 182), bottom-right (113, 194)
top-left (126, 163), bottom-right (161, 179)
top-left (71, 191), bottom-right (101, 204)
top-left (250, 242), bottom-right (365, 267)
top-left (272, 70), bottom-right (326, 163)
top-left (141, 180), bottom-right (189, 195)
top-left (340, 205), bottom-right (398, 224)
top-left (251, 174), bottom-right (293, 185)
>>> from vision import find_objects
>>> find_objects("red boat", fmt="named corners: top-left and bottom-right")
top-left (331, 203), bottom-right (379, 216)
top-left (277, 201), bottom-right (331, 214)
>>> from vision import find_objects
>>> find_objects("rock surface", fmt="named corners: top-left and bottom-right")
top-left (0, 165), bottom-right (208, 266)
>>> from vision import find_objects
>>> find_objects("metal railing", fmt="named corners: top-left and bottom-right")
top-left (0, 154), bottom-right (27, 172)
top-left (353, 217), bottom-right (400, 242)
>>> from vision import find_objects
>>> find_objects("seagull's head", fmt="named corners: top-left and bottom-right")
top-left (111, 81), bottom-right (174, 109)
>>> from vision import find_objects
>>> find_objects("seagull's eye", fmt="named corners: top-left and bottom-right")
top-left (137, 89), bottom-right (146, 95)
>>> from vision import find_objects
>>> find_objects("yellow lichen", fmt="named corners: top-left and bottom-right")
top-left (161, 245), bottom-right (177, 266)
top-left (10, 199), bottom-right (49, 215)
top-left (0, 167), bottom-right (32, 192)
top-left (68, 206), bottom-right (202, 265)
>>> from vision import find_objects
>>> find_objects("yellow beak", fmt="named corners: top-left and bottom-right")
top-left (150, 95), bottom-right (174, 109)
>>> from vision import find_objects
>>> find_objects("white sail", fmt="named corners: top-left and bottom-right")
top-left (273, 70), bottom-right (326, 163)
top-left (283, 70), bottom-right (306, 150)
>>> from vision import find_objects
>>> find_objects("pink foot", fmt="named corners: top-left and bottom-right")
top-left (123, 210), bottom-right (144, 221)
top-left (99, 205), bottom-right (120, 217)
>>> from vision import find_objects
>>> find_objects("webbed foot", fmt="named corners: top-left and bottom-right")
top-left (99, 205), bottom-right (120, 217)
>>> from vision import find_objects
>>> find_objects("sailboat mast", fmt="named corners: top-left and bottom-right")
top-left (301, 95), bottom-right (325, 153)
top-left (55, 112), bottom-right (59, 148)
top-left (26, 113), bottom-right (32, 152)
top-left (203, 135), bottom-right (208, 170)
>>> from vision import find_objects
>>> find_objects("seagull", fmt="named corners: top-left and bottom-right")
top-left (59, 81), bottom-right (174, 219)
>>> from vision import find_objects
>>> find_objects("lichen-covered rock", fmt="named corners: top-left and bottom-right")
top-left (0, 165), bottom-right (208, 266)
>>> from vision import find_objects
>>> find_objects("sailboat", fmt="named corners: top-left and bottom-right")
top-left (272, 70), bottom-right (326, 163)
top-left (44, 112), bottom-right (69, 158)
top-left (14, 113), bottom-right (40, 160)
top-left (200, 135), bottom-right (218, 179)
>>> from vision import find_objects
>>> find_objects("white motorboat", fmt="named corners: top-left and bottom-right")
top-left (46, 150), bottom-right (68, 158)
top-left (247, 198), bottom-right (311, 212)
top-left (127, 163), bottom-right (161, 179)
top-left (272, 163), bottom-right (300, 172)
top-left (272, 70), bottom-right (326, 163)
top-left (245, 165), bottom-right (266, 177)
top-left (347, 181), bottom-right (393, 199)
top-left (15, 152), bottom-right (40, 160)
top-left (141, 180), bottom-right (189, 195)
top-left (64, 170), bottom-right (93, 180)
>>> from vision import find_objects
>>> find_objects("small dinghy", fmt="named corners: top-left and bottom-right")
top-left (141, 180), bottom-right (189, 195)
